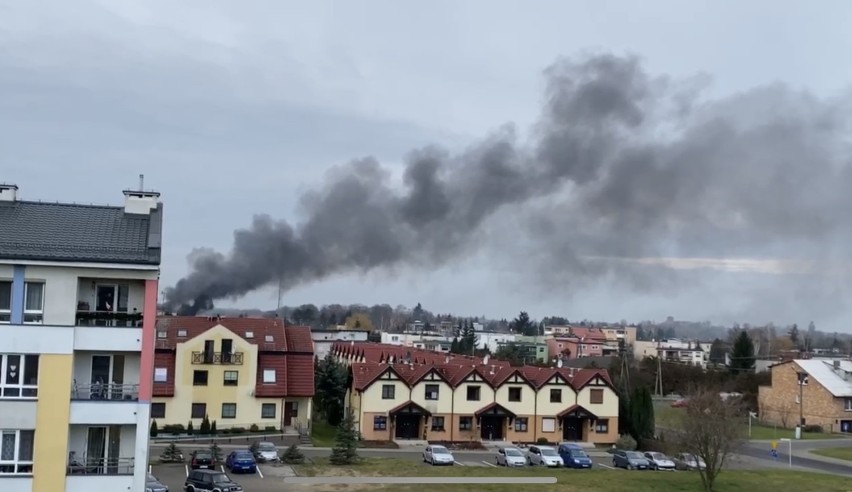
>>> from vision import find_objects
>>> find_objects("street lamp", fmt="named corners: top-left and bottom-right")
top-left (748, 411), bottom-right (757, 438)
top-left (779, 438), bottom-right (792, 468)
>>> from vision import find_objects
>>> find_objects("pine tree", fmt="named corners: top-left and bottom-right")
top-left (281, 444), bottom-right (306, 464)
top-left (329, 408), bottom-right (360, 465)
top-left (200, 415), bottom-right (211, 435)
top-left (450, 337), bottom-right (460, 353)
top-left (629, 386), bottom-right (655, 442)
top-left (210, 443), bottom-right (223, 462)
top-left (187, 421), bottom-right (194, 435)
top-left (730, 330), bottom-right (755, 373)
top-left (150, 420), bottom-right (158, 438)
top-left (210, 420), bottom-right (217, 435)
top-left (160, 442), bottom-right (183, 463)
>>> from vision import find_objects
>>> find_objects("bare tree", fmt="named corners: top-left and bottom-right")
top-left (675, 387), bottom-right (746, 492)
top-left (777, 401), bottom-right (792, 429)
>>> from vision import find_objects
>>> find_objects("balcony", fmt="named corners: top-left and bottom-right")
top-left (71, 382), bottom-right (139, 402)
top-left (75, 310), bottom-right (142, 328)
top-left (191, 351), bottom-right (244, 365)
top-left (66, 456), bottom-right (134, 475)
top-left (66, 425), bottom-right (138, 479)
top-left (75, 277), bottom-right (146, 327)
top-left (70, 383), bottom-right (140, 424)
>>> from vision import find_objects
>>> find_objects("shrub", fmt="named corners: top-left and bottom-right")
top-left (200, 416), bottom-right (211, 435)
top-left (160, 442), bottom-right (183, 463)
top-left (163, 424), bottom-right (185, 435)
top-left (536, 437), bottom-right (549, 445)
top-left (616, 434), bottom-right (638, 450)
top-left (803, 424), bottom-right (824, 433)
top-left (150, 420), bottom-right (158, 438)
top-left (250, 424), bottom-right (260, 432)
top-left (222, 429), bottom-right (231, 435)
top-left (211, 420), bottom-right (217, 435)
top-left (230, 427), bottom-right (246, 434)
top-left (281, 444), bottom-right (306, 464)
top-left (265, 426), bottom-right (277, 432)
top-left (187, 421), bottom-right (194, 435)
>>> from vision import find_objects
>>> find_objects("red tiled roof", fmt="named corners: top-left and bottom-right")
top-left (156, 316), bottom-right (308, 352)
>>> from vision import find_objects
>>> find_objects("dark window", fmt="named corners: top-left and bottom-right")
top-left (595, 419), bottom-right (609, 433)
top-left (261, 403), bottom-right (276, 419)
top-left (373, 416), bottom-right (387, 430)
top-left (508, 387), bottom-right (522, 402)
top-left (431, 416), bottom-right (445, 431)
top-left (203, 340), bottom-right (214, 363)
top-left (466, 386), bottom-right (480, 401)
top-left (425, 384), bottom-right (439, 400)
top-left (382, 385), bottom-right (395, 399)
top-left (191, 403), bottom-right (206, 419)
top-left (221, 339), bottom-right (233, 364)
top-left (223, 371), bottom-right (238, 386)
top-left (151, 402), bottom-right (166, 418)
top-left (221, 403), bottom-right (237, 419)
top-left (550, 389), bottom-right (562, 403)
top-left (193, 370), bottom-right (208, 386)
top-left (459, 416), bottom-right (473, 430)
top-left (515, 417), bottom-right (529, 432)
top-left (0, 281), bottom-right (11, 322)
top-left (590, 389), bottom-right (604, 404)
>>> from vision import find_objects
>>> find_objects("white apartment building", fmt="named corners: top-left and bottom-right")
top-left (633, 339), bottom-right (710, 368)
top-left (380, 331), bottom-right (516, 354)
top-left (0, 183), bottom-right (162, 492)
top-left (312, 329), bottom-right (367, 360)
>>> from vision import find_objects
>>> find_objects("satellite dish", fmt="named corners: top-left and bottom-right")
top-left (482, 354), bottom-right (490, 365)
top-left (557, 359), bottom-right (563, 368)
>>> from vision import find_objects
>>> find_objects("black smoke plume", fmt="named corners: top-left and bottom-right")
top-left (163, 53), bottom-right (852, 313)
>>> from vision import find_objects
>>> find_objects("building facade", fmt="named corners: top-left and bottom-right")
top-left (0, 183), bottom-right (161, 492)
top-left (381, 332), bottom-right (516, 355)
top-left (152, 317), bottom-right (315, 433)
top-left (633, 339), bottom-right (710, 368)
top-left (758, 359), bottom-right (852, 433)
top-left (313, 329), bottom-right (369, 360)
top-left (333, 342), bottom-right (618, 445)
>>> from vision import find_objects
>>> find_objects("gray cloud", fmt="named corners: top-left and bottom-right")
top-left (164, 52), bottom-right (852, 315)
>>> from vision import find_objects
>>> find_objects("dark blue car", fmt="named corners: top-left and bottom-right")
top-left (558, 443), bottom-right (593, 469)
top-left (225, 450), bottom-right (257, 474)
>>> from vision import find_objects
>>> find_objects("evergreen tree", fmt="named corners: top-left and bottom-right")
top-left (460, 320), bottom-right (478, 354)
top-left (629, 386), bottom-right (655, 442)
top-left (200, 415), bottom-right (211, 435)
top-left (315, 354), bottom-right (349, 425)
top-left (730, 330), bottom-right (755, 373)
top-left (187, 421), bottom-right (194, 435)
top-left (450, 337), bottom-right (460, 353)
top-left (788, 324), bottom-right (800, 348)
top-left (329, 408), bottom-right (360, 465)
top-left (210, 420), bottom-right (217, 435)
top-left (708, 339), bottom-right (727, 365)
top-left (159, 442), bottom-right (183, 463)
top-left (150, 420), bottom-right (158, 438)
top-left (210, 443), bottom-right (223, 462)
top-left (281, 444), bottom-right (306, 464)
top-left (510, 311), bottom-right (536, 336)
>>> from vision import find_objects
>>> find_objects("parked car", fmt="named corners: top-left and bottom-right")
top-left (671, 399), bottom-right (688, 408)
top-left (184, 469), bottom-right (243, 492)
top-left (643, 452), bottom-right (676, 471)
top-left (189, 450), bottom-right (216, 470)
top-left (673, 453), bottom-right (707, 471)
top-left (496, 447), bottom-right (527, 467)
top-left (558, 443), bottom-right (593, 469)
top-left (423, 445), bottom-right (455, 465)
top-left (225, 450), bottom-right (257, 474)
top-left (252, 441), bottom-right (279, 463)
top-left (146, 472), bottom-right (169, 492)
top-left (612, 450), bottom-right (651, 470)
top-left (527, 445), bottom-right (563, 467)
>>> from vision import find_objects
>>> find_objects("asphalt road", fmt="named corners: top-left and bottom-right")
top-left (739, 440), bottom-right (852, 476)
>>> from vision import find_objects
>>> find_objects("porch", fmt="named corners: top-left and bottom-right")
top-left (475, 403), bottom-right (516, 441)
top-left (557, 404), bottom-right (597, 441)
top-left (390, 401), bottom-right (431, 440)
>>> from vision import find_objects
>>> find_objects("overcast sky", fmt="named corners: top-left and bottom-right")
top-left (3, 1), bottom-right (852, 329)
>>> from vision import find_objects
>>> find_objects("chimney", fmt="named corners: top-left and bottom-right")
top-left (0, 183), bottom-right (18, 202)
top-left (123, 174), bottom-right (160, 215)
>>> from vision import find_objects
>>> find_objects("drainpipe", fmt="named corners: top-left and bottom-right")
top-left (533, 387), bottom-right (538, 444)
top-left (450, 383), bottom-right (455, 443)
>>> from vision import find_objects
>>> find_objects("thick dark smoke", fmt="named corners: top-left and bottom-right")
top-left (164, 53), bottom-right (852, 315)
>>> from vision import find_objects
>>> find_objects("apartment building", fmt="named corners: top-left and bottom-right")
top-left (381, 331), bottom-right (516, 354)
top-left (0, 183), bottom-right (161, 492)
top-left (152, 317), bottom-right (315, 432)
top-left (633, 339), bottom-right (709, 368)
top-left (312, 329), bottom-right (368, 360)
top-left (333, 342), bottom-right (618, 445)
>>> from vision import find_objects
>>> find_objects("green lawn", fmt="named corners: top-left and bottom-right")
top-left (811, 447), bottom-right (852, 461)
top-left (293, 458), bottom-right (852, 492)
top-left (310, 420), bottom-right (337, 447)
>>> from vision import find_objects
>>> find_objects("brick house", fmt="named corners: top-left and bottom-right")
top-left (758, 359), bottom-right (852, 433)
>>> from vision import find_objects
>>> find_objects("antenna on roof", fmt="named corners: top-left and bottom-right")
top-left (483, 354), bottom-right (490, 365)
top-left (139, 174), bottom-right (144, 191)
top-left (557, 358), bottom-right (563, 368)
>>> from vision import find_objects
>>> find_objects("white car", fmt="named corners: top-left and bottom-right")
top-left (423, 445), bottom-right (455, 466)
top-left (496, 447), bottom-right (527, 467)
top-left (643, 452), bottom-right (676, 471)
top-left (253, 441), bottom-right (279, 462)
top-left (527, 445), bottom-right (563, 467)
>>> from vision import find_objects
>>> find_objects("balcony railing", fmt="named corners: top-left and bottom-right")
top-left (67, 455), bottom-right (135, 475)
top-left (70, 382), bottom-right (139, 401)
top-left (191, 351), bottom-right (244, 365)
top-left (75, 310), bottom-right (143, 327)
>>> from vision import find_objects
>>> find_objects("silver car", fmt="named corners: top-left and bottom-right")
top-left (644, 452), bottom-right (676, 471)
top-left (423, 445), bottom-right (455, 466)
top-left (253, 441), bottom-right (279, 463)
top-left (674, 453), bottom-right (707, 471)
top-left (527, 445), bottom-right (563, 467)
top-left (496, 447), bottom-right (527, 467)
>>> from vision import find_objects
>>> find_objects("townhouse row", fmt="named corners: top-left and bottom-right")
top-left (333, 342), bottom-right (619, 444)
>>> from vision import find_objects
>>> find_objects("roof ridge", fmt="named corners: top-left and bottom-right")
top-left (10, 199), bottom-right (124, 210)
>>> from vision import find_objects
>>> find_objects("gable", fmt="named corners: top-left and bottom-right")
top-left (545, 374), bottom-right (570, 386)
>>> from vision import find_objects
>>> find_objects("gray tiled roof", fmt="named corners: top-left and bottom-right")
top-left (0, 200), bottom-right (162, 265)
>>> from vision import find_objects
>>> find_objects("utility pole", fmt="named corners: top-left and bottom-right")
top-left (796, 370), bottom-right (806, 439)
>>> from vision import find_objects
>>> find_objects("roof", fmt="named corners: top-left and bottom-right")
top-left (785, 359), bottom-right (852, 397)
top-left (0, 200), bottom-right (162, 264)
top-left (155, 316), bottom-right (313, 353)
top-left (475, 402), bottom-right (516, 418)
top-left (557, 404), bottom-right (598, 420)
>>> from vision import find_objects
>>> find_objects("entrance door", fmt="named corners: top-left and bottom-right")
top-left (480, 416), bottom-right (504, 440)
top-left (284, 402), bottom-right (298, 427)
top-left (394, 415), bottom-right (421, 439)
top-left (562, 417), bottom-right (582, 441)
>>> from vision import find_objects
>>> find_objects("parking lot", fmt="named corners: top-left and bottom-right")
top-left (151, 460), bottom-right (298, 491)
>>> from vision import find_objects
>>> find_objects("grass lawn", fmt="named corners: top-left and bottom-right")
top-left (293, 458), bottom-right (852, 492)
top-left (811, 447), bottom-right (852, 461)
top-left (311, 420), bottom-right (337, 447)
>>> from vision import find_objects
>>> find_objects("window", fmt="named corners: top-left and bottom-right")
top-left (1, 355), bottom-right (39, 398)
top-left (0, 430), bottom-right (34, 474)
top-left (466, 386), bottom-right (480, 401)
top-left (595, 419), bottom-right (609, 433)
top-left (431, 416), bottom-right (445, 431)
top-left (193, 370), bottom-right (208, 386)
top-left (245, 331), bottom-right (254, 339)
top-left (459, 416), bottom-right (473, 430)
top-left (425, 384), bottom-right (439, 400)
top-left (261, 403), bottom-right (276, 419)
top-left (263, 369), bottom-right (276, 383)
top-left (0, 281), bottom-right (10, 323)
top-left (508, 387), bottom-right (522, 402)
top-left (382, 385), bottom-right (395, 399)
top-left (23, 283), bottom-right (44, 324)
top-left (177, 329), bottom-right (187, 337)
top-left (154, 367), bottom-right (168, 383)
top-left (221, 403), bottom-right (237, 419)
top-left (514, 417), bottom-right (529, 432)
top-left (265, 335), bottom-right (274, 342)
top-left (590, 389), bottom-right (604, 404)
top-left (550, 389), bottom-right (562, 403)
top-left (542, 418), bottom-right (555, 433)
top-left (221, 339), bottom-right (233, 364)
top-left (373, 416), bottom-right (387, 430)
top-left (151, 402), bottom-right (166, 419)
top-left (191, 403), bottom-right (206, 419)
top-left (846, 399), bottom-right (852, 412)
top-left (223, 371), bottom-right (238, 386)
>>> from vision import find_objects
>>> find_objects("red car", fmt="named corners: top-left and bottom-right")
top-left (670, 399), bottom-right (688, 408)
